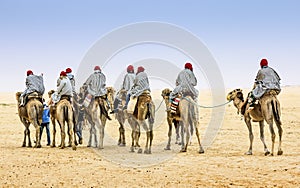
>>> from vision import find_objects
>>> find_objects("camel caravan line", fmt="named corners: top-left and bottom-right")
top-left (16, 60), bottom-right (283, 156)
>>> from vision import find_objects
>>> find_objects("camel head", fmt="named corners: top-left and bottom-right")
top-left (118, 89), bottom-right (127, 100)
top-left (15, 92), bottom-right (22, 101)
top-left (227, 89), bottom-right (245, 113)
top-left (106, 86), bottom-right (115, 109)
top-left (48, 90), bottom-right (55, 98)
top-left (161, 88), bottom-right (172, 106)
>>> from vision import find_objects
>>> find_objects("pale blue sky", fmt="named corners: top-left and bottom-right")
top-left (0, 0), bottom-right (299, 92)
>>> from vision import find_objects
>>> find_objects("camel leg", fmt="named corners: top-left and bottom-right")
top-left (140, 120), bottom-right (151, 154)
top-left (259, 121), bottom-right (270, 155)
top-left (60, 122), bottom-right (66, 149)
top-left (51, 119), bottom-right (56, 147)
top-left (87, 124), bottom-right (94, 147)
top-left (27, 128), bottom-right (32, 147)
top-left (118, 123), bottom-right (126, 146)
top-left (194, 121), bottom-right (204, 154)
top-left (275, 120), bottom-right (283, 155)
top-left (68, 120), bottom-right (76, 151)
top-left (244, 118), bottom-right (253, 155)
top-left (98, 123), bottom-right (104, 149)
top-left (164, 118), bottom-right (172, 150)
top-left (33, 122), bottom-right (41, 148)
top-left (268, 122), bottom-right (276, 156)
top-left (180, 121), bottom-right (185, 151)
top-left (175, 121), bottom-right (180, 144)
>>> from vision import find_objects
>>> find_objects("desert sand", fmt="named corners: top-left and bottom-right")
top-left (0, 87), bottom-right (299, 187)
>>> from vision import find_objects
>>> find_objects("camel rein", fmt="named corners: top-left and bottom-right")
top-left (182, 97), bottom-right (232, 108)
top-left (154, 98), bottom-right (165, 112)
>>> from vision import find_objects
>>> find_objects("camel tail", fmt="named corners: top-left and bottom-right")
top-left (64, 105), bottom-right (69, 123)
top-left (271, 100), bottom-right (280, 122)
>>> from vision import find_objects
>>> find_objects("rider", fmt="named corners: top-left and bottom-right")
top-left (248, 58), bottom-right (281, 106)
top-left (123, 66), bottom-right (150, 110)
top-left (170, 62), bottom-right (199, 101)
top-left (20, 70), bottom-right (45, 106)
top-left (66, 67), bottom-right (76, 95)
top-left (56, 71), bottom-right (73, 102)
top-left (111, 65), bottom-right (136, 114)
top-left (83, 65), bottom-right (111, 119)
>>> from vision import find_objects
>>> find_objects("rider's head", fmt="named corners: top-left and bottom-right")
top-left (260, 59), bottom-right (268, 68)
top-left (60, 71), bottom-right (67, 78)
top-left (127, 65), bottom-right (134, 73)
top-left (184, 62), bottom-right (193, 71)
top-left (66, 68), bottom-right (72, 73)
top-left (94, 65), bottom-right (101, 72)
top-left (137, 66), bottom-right (145, 74)
top-left (27, 70), bottom-right (33, 76)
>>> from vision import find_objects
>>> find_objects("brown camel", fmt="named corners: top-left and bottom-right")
top-left (55, 97), bottom-right (76, 150)
top-left (178, 95), bottom-right (204, 154)
top-left (79, 85), bottom-right (113, 149)
top-left (161, 88), bottom-right (181, 150)
top-left (113, 89), bottom-right (128, 146)
top-left (126, 90), bottom-right (155, 154)
top-left (16, 92), bottom-right (43, 148)
top-left (227, 89), bottom-right (283, 156)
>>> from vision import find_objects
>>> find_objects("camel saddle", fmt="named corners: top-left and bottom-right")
top-left (24, 92), bottom-right (43, 106)
top-left (133, 90), bottom-right (152, 120)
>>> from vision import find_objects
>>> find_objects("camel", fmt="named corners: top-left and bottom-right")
top-left (161, 88), bottom-right (181, 150)
top-left (16, 92), bottom-right (43, 148)
top-left (55, 96), bottom-right (76, 150)
top-left (126, 90), bottom-right (155, 154)
top-left (79, 85), bottom-right (113, 149)
top-left (227, 89), bottom-right (283, 156)
top-left (112, 89), bottom-right (128, 146)
top-left (178, 95), bottom-right (204, 154)
top-left (48, 90), bottom-right (80, 147)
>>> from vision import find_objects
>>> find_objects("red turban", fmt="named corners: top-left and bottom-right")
top-left (137, 66), bottom-right (145, 74)
top-left (94, 66), bottom-right (101, 71)
top-left (60, 71), bottom-right (67, 77)
top-left (27, 70), bottom-right (33, 76)
top-left (66, 68), bottom-right (72, 73)
top-left (127, 65), bottom-right (134, 73)
top-left (260, 59), bottom-right (268, 67)
top-left (184, 62), bottom-right (193, 71)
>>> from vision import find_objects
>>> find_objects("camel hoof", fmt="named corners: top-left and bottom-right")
top-left (265, 151), bottom-right (270, 156)
top-left (22, 143), bottom-right (26, 147)
top-left (180, 149), bottom-right (186, 153)
top-left (98, 146), bottom-right (104, 150)
top-left (79, 138), bottom-right (83, 145)
top-left (277, 150), bottom-right (283, 155)
top-left (74, 141), bottom-right (78, 146)
top-left (130, 146), bottom-right (135, 152)
top-left (119, 143), bottom-right (126, 147)
top-left (34, 145), bottom-right (41, 148)
top-left (270, 153), bottom-right (274, 156)
top-left (199, 148), bottom-right (205, 154)
top-left (60, 146), bottom-right (65, 149)
top-left (178, 142), bottom-right (182, 145)
top-left (51, 144), bottom-right (56, 148)
top-left (244, 151), bottom-right (252, 155)
top-left (67, 144), bottom-right (72, 147)
top-left (72, 146), bottom-right (77, 151)
top-left (27, 145), bottom-right (32, 148)
top-left (137, 148), bottom-right (143, 153)
top-left (164, 146), bottom-right (171, 150)
top-left (144, 150), bottom-right (151, 154)
top-left (87, 145), bottom-right (91, 147)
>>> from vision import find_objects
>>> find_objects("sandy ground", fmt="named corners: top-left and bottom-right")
top-left (0, 87), bottom-right (299, 187)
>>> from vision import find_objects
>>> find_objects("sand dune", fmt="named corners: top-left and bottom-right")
top-left (0, 87), bottom-right (299, 187)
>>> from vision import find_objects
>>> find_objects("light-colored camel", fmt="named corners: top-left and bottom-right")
top-left (178, 95), bottom-right (204, 153)
top-left (55, 97), bottom-right (76, 150)
top-left (126, 90), bottom-right (155, 154)
top-left (227, 89), bottom-right (283, 156)
top-left (48, 90), bottom-right (79, 147)
top-left (16, 92), bottom-right (43, 148)
top-left (80, 86), bottom-right (113, 149)
top-left (161, 88), bottom-right (181, 150)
